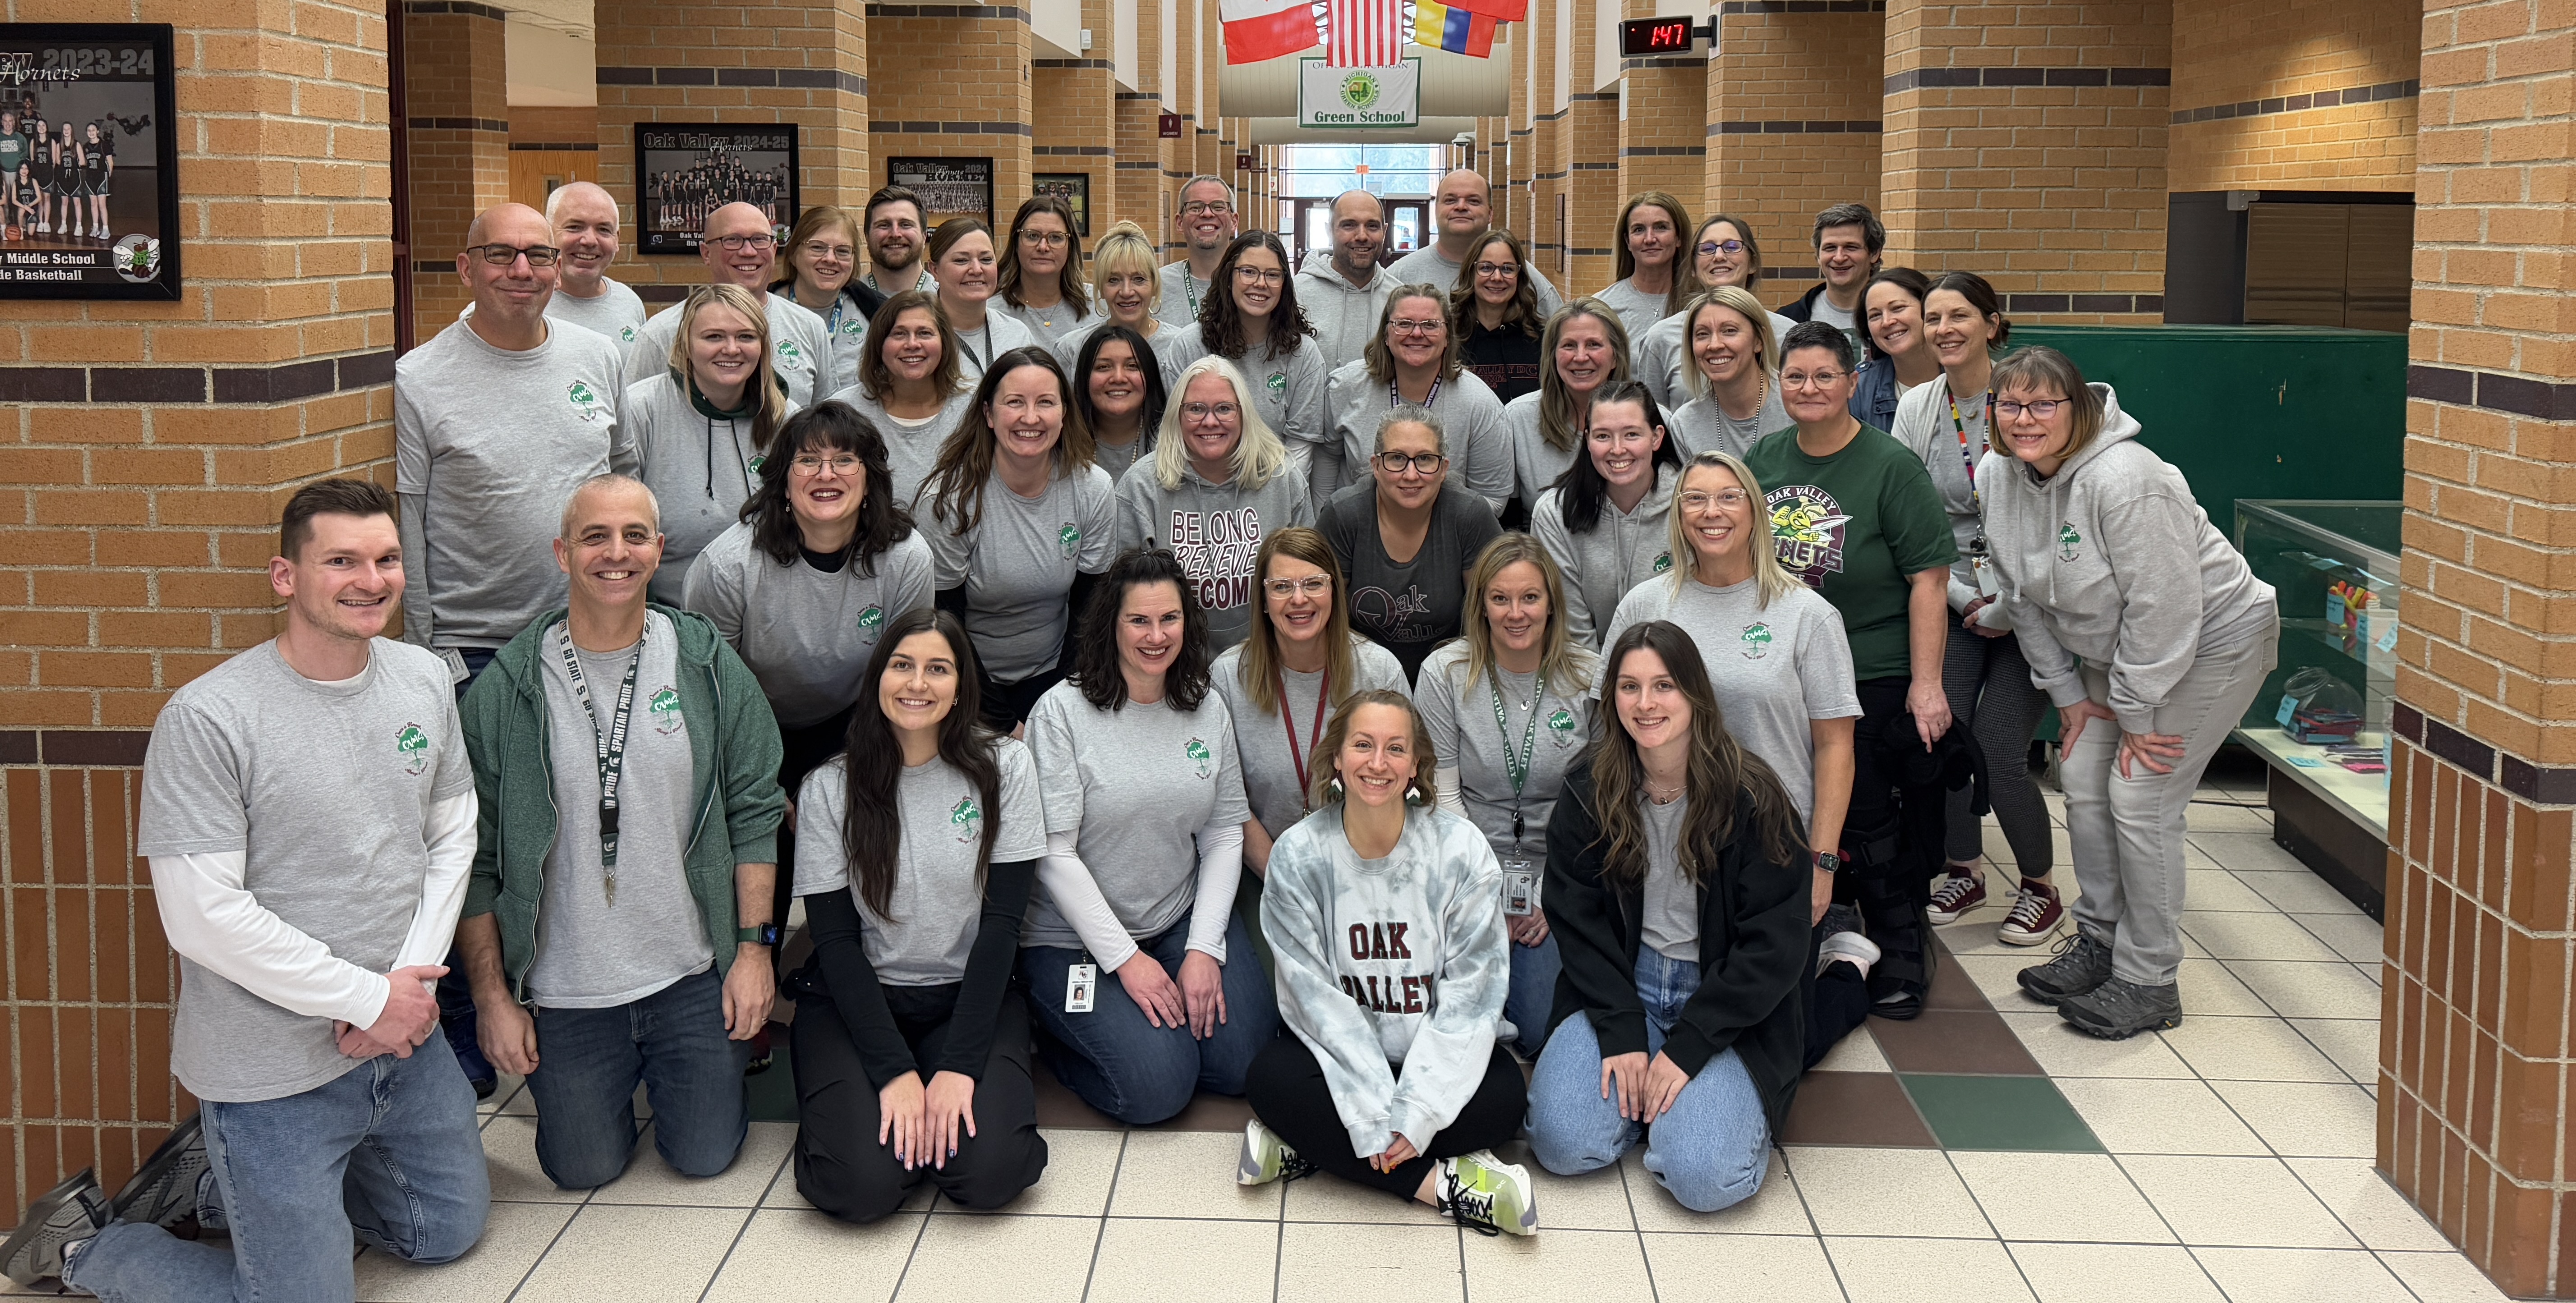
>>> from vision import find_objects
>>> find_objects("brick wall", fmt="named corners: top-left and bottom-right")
top-left (1705, 4), bottom-right (1886, 310)
top-left (402, 3), bottom-right (508, 345)
top-left (2167, 0), bottom-right (2421, 191)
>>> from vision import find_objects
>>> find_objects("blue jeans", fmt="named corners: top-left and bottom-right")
top-left (1504, 930), bottom-right (1561, 1058)
top-left (1019, 911), bottom-right (1279, 1124)
top-left (523, 966), bottom-right (749, 1189)
top-left (1524, 948), bottom-right (1772, 1212)
top-left (64, 1036), bottom-right (488, 1303)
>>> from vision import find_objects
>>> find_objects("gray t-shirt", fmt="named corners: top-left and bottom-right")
top-left (1590, 277), bottom-right (1674, 353)
top-left (1639, 794), bottom-right (1698, 963)
top-left (137, 639), bottom-right (472, 1103)
top-left (1113, 459), bottom-right (1317, 651)
top-left (1049, 317), bottom-right (1185, 380)
top-left (1091, 431), bottom-right (1151, 485)
top-left (1388, 245), bottom-right (1564, 317)
top-left (923, 464), bottom-right (1119, 683)
top-left (1666, 387), bottom-right (1793, 461)
top-left (1414, 642), bottom-right (1599, 863)
top-left (1316, 481), bottom-right (1504, 683)
top-left (624, 372), bottom-right (800, 606)
top-left (547, 278), bottom-right (649, 350)
top-left (1635, 307), bottom-right (1800, 412)
top-left (681, 521), bottom-right (938, 729)
top-left (395, 317), bottom-right (634, 651)
top-left (527, 614), bottom-right (713, 1008)
top-left (1022, 684), bottom-right (1253, 950)
top-left (1324, 360), bottom-right (1511, 508)
top-left (1889, 379), bottom-right (1998, 610)
top-left (1808, 294), bottom-right (1866, 355)
top-left (1210, 637), bottom-right (1412, 838)
top-left (1155, 322), bottom-right (1334, 460)
top-left (1501, 391), bottom-right (1579, 512)
top-left (628, 290), bottom-right (832, 409)
top-left (947, 309), bottom-right (1038, 382)
top-left (996, 295), bottom-right (1093, 349)
top-left (1158, 261), bottom-right (1214, 323)
top-left (822, 384), bottom-right (975, 512)
top-left (793, 738), bottom-right (1049, 986)
top-left (1606, 573), bottom-right (1863, 822)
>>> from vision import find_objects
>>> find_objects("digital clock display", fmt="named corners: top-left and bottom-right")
top-left (1619, 17), bottom-right (1697, 56)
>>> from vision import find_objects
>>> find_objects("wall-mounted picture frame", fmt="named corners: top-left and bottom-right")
top-left (635, 123), bottom-right (799, 255)
top-left (1032, 173), bottom-right (1090, 237)
top-left (0, 24), bottom-right (180, 301)
top-left (887, 156), bottom-right (994, 229)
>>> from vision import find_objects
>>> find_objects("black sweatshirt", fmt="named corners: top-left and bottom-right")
top-left (800, 856), bottom-right (1039, 1087)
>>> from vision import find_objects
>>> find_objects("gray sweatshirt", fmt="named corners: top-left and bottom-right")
top-left (1665, 387), bottom-right (1792, 461)
top-left (1590, 277), bottom-right (1676, 356)
top-left (627, 290), bottom-right (833, 409)
top-left (1981, 384), bottom-right (2279, 735)
top-left (1324, 359), bottom-right (1511, 510)
top-left (1294, 253), bottom-right (1398, 374)
top-left (1415, 642), bottom-right (1600, 863)
top-left (1049, 317), bottom-right (1185, 377)
top-left (1634, 307), bottom-right (1800, 413)
top-left (995, 295), bottom-right (1094, 349)
top-left (1502, 391), bottom-right (1579, 510)
top-left (1156, 322), bottom-right (1336, 509)
top-left (1529, 463), bottom-right (1679, 645)
top-left (623, 372), bottom-right (799, 606)
top-left (1260, 802), bottom-right (1510, 1156)
top-left (946, 308), bottom-right (1038, 382)
top-left (1113, 456), bottom-right (1317, 651)
top-left (821, 384), bottom-right (976, 512)
top-left (1210, 637), bottom-right (1413, 838)
top-left (547, 277), bottom-right (648, 348)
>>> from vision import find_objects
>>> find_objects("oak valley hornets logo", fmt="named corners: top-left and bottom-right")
top-left (1764, 485), bottom-right (1852, 588)
top-left (1339, 70), bottom-right (1383, 111)
top-left (2058, 523), bottom-right (2084, 562)
top-left (1058, 523), bottom-right (1082, 560)
top-left (1652, 551), bottom-right (1673, 574)
top-left (648, 686), bottom-right (685, 735)
top-left (1185, 737), bottom-right (1214, 779)
top-left (1547, 707), bottom-right (1578, 747)
top-left (568, 380), bottom-right (605, 422)
top-left (949, 795), bottom-right (982, 843)
top-left (858, 605), bottom-right (885, 640)
top-left (113, 234), bottom-right (161, 284)
top-left (1266, 372), bottom-right (1288, 397)
top-left (395, 723), bottom-right (431, 775)
top-left (1740, 622), bottom-right (1774, 659)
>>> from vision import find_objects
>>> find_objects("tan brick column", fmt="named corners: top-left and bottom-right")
top-left (401, 0), bottom-right (509, 345)
top-left (590, 0), bottom-right (868, 300)
top-left (1879, 0), bottom-right (2171, 321)
top-left (1527, 0), bottom-right (1565, 282)
top-left (0, 0), bottom-right (399, 1210)
top-left (1617, 0), bottom-right (1705, 223)
top-left (2382, 0), bottom-right (2576, 1293)
top-left (1033, 42), bottom-right (1118, 252)
top-left (1705, 1), bottom-right (1885, 313)
top-left (868, 4), bottom-right (1031, 226)
top-left (2167, 0), bottom-right (2420, 193)
top-left (1563, 2), bottom-right (1619, 295)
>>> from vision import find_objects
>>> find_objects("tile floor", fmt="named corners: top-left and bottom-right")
top-left (25, 763), bottom-right (2514, 1303)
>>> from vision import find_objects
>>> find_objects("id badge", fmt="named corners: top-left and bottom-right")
top-left (1500, 857), bottom-right (1536, 917)
top-left (1969, 547), bottom-right (2000, 600)
top-left (1065, 963), bottom-right (1097, 1014)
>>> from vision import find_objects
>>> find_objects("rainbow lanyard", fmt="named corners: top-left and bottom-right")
top-left (1947, 388), bottom-right (1994, 511)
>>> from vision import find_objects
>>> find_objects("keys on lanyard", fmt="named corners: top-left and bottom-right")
top-left (556, 626), bottom-right (643, 905)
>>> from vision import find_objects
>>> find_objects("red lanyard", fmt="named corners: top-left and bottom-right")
top-left (1392, 376), bottom-right (1441, 411)
top-left (1947, 388), bottom-right (1992, 509)
top-left (1277, 665), bottom-right (1330, 811)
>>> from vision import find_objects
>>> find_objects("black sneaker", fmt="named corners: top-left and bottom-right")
top-left (2016, 931), bottom-right (2115, 1006)
top-left (110, 1114), bottom-right (207, 1231)
top-left (2059, 976), bottom-right (2183, 1040)
top-left (0, 1168), bottom-right (110, 1286)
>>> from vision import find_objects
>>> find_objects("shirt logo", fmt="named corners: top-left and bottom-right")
top-left (949, 795), bottom-right (982, 843)
top-left (1058, 523), bottom-right (1081, 560)
top-left (747, 454), bottom-right (767, 477)
top-left (567, 380), bottom-right (604, 422)
top-left (1185, 737), bottom-right (1214, 779)
top-left (648, 686), bottom-right (685, 735)
top-left (1764, 485), bottom-right (1852, 588)
top-left (1652, 551), bottom-right (1673, 574)
top-left (777, 340), bottom-right (805, 366)
top-left (395, 722), bottom-right (431, 775)
top-left (1740, 622), bottom-right (1774, 659)
top-left (857, 604), bottom-right (885, 638)
top-left (2058, 523), bottom-right (2083, 562)
top-left (841, 319), bottom-right (865, 336)
top-left (618, 325), bottom-right (639, 344)
top-left (1547, 707), bottom-right (1578, 747)
top-left (1265, 371), bottom-right (1287, 396)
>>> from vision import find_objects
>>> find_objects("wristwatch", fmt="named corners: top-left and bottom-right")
top-left (1812, 851), bottom-right (1844, 874)
top-left (737, 923), bottom-right (782, 947)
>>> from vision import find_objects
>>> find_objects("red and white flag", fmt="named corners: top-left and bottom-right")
top-left (1220, 0), bottom-right (1323, 64)
top-left (1325, 0), bottom-right (1403, 66)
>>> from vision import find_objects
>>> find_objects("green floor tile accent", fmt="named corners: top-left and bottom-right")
top-left (1897, 1073), bottom-right (2103, 1153)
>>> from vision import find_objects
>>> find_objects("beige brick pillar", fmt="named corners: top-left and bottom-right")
top-left (1034, 23), bottom-right (1119, 252)
top-left (1706, 2), bottom-right (1885, 313)
top-left (1531, 0), bottom-right (1567, 285)
top-left (2383, 1), bottom-right (2576, 1294)
top-left (859, 5), bottom-right (1027, 230)
top-left (1617, 0), bottom-right (1704, 222)
top-left (401, 0), bottom-right (510, 345)
top-left (1564, 0), bottom-right (1619, 296)
top-left (1879, 0), bottom-right (2171, 321)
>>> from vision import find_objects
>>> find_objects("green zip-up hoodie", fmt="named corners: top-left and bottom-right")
top-left (459, 602), bottom-right (786, 1000)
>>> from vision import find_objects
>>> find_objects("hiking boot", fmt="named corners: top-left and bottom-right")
top-left (1237, 1119), bottom-right (1315, 1186)
top-left (0, 1169), bottom-right (110, 1286)
top-left (2059, 976), bottom-right (2183, 1040)
top-left (110, 1114), bottom-right (207, 1232)
top-left (2017, 931), bottom-right (2115, 1006)
top-left (1925, 872), bottom-right (1987, 924)
top-left (1438, 1150), bottom-right (1537, 1237)
top-left (1997, 880), bottom-right (2066, 947)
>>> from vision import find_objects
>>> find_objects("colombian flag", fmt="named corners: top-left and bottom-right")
top-left (1414, 0), bottom-right (1499, 56)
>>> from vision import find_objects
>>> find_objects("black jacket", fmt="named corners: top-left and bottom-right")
top-left (1778, 281), bottom-right (1832, 324)
top-left (1543, 758), bottom-right (1809, 1134)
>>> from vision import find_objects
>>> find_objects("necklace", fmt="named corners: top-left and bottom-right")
top-left (1643, 772), bottom-right (1686, 803)
top-left (1713, 372), bottom-right (1770, 445)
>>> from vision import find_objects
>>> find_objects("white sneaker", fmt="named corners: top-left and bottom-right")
top-left (1237, 1119), bottom-right (1311, 1186)
top-left (1438, 1150), bottom-right (1537, 1236)
top-left (1818, 930), bottom-right (1882, 980)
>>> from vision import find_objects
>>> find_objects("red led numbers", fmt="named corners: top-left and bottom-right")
top-left (1619, 17), bottom-right (1695, 56)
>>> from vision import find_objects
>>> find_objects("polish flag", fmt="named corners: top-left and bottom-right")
top-left (1221, 0), bottom-right (1323, 64)
top-left (1325, 0), bottom-right (1402, 66)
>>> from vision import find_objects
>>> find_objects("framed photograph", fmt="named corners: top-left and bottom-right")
top-left (634, 123), bottom-right (799, 255)
top-left (887, 156), bottom-right (993, 229)
top-left (1032, 173), bottom-right (1090, 237)
top-left (0, 24), bottom-right (179, 300)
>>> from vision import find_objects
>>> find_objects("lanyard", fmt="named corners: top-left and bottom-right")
top-left (1277, 665), bottom-right (1329, 812)
top-left (960, 322), bottom-right (989, 374)
top-left (1392, 376), bottom-right (1441, 411)
top-left (557, 626), bottom-right (642, 903)
top-left (1182, 270), bottom-right (1201, 319)
top-left (1946, 388), bottom-right (1992, 510)
top-left (1487, 668), bottom-right (1545, 841)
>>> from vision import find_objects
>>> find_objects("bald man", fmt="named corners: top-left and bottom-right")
top-left (1386, 170), bottom-right (1564, 319)
top-left (1294, 189), bottom-right (1398, 370)
top-left (396, 202), bottom-right (636, 696)
top-left (543, 182), bottom-right (647, 347)
top-left (624, 201), bottom-right (833, 407)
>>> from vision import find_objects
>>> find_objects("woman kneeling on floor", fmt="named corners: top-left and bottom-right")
top-left (1240, 690), bottom-right (1539, 1236)
top-left (1524, 620), bottom-right (1810, 1212)
top-left (788, 608), bottom-right (1050, 1221)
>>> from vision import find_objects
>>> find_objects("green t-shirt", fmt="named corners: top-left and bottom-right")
top-left (1742, 422), bottom-right (1958, 679)
top-left (0, 133), bottom-right (27, 181)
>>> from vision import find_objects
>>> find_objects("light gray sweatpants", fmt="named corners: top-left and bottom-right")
top-left (2061, 629), bottom-right (2278, 986)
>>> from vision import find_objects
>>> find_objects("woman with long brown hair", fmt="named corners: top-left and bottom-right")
top-left (928, 217), bottom-right (1037, 381)
top-left (1501, 300), bottom-right (1633, 518)
top-left (1593, 192), bottom-right (1696, 345)
top-left (1155, 230), bottom-right (1332, 500)
top-left (626, 283), bottom-right (796, 605)
top-left (823, 289), bottom-right (974, 508)
top-left (1449, 228), bottom-right (1544, 406)
top-left (994, 193), bottom-right (1091, 347)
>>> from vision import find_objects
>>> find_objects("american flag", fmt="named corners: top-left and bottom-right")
top-left (1325, 0), bottom-right (1403, 66)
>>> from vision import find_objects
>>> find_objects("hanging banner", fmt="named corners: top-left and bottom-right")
top-left (1297, 57), bottom-right (1421, 129)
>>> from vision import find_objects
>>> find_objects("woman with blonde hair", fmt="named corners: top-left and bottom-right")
top-left (1663, 286), bottom-right (1789, 459)
top-left (1501, 300), bottom-right (1633, 519)
top-left (773, 205), bottom-right (879, 396)
top-left (1636, 215), bottom-right (1799, 409)
top-left (1326, 284), bottom-right (1511, 510)
top-left (823, 289), bottom-right (974, 508)
top-left (1450, 229), bottom-right (1544, 405)
top-left (995, 193), bottom-right (1091, 347)
top-left (1051, 220), bottom-right (1181, 369)
top-left (1112, 355), bottom-right (1315, 650)
top-left (1414, 534), bottom-right (1601, 1057)
top-left (626, 282), bottom-right (797, 604)
top-left (1594, 192), bottom-right (1696, 344)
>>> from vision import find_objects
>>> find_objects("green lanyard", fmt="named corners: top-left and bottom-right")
top-left (1487, 668), bottom-right (1545, 841)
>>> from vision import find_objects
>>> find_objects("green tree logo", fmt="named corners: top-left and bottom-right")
top-left (649, 686), bottom-right (684, 734)
top-left (1185, 737), bottom-right (1214, 779)
top-left (395, 723), bottom-right (431, 775)
top-left (1339, 72), bottom-right (1382, 111)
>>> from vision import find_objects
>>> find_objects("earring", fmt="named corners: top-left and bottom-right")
top-left (1327, 776), bottom-right (1345, 803)
top-left (1403, 781), bottom-right (1426, 807)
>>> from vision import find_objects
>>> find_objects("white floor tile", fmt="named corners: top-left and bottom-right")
top-left (355, 1198), bottom-right (572, 1303)
top-left (2180, 910), bottom-right (2346, 962)
top-left (478, 1115), bottom-right (590, 1204)
top-left (1785, 1146), bottom-right (1992, 1239)
top-left (1827, 1235), bottom-right (2037, 1303)
top-left (2176, 957), bottom-right (2278, 1017)
top-left (2184, 805), bottom-right (2276, 835)
top-left (2000, 1011), bottom-right (2197, 1078)
top-left (1461, 1225), bottom-right (1654, 1296)
top-left (893, 1212), bottom-right (1098, 1302)
top-left (699, 1209), bottom-right (921, 1303)
top-left (2118, 1155), bottom-right (2358, 1248)
top-left (1281, 1162), bottom-right (1456, 1226)
top-left (2187, 830), bottom-right (2304, 872)
top-left (2182, 869), bottom-right (2274, 912)
top-left (1949, 1151), bottom-right (2172, 1243)
top-left (2287, 1018), bottom-right (2386, 1087)
top-left (938, 1128), bottom-right (1121, 1218)
top-left (588, 1120), bottom-right (793, 1208)
top-left (2375, 1248), bottom-right (2518, 1301)
top-left (2295, 911), bottom-right (2392, 964)
top-left (1275, 1221), bottom-right (1462, 1303)
top-left (2208, 1080), bottom-right (2378, 1158)
top-left (2239, 870), bottom-right (2368, 916)
top-left (476, 1073), bottom-right (526, 1117)
top-left (1488, 1141), bottom-right (1638, 1232)
top-left (1086, 1216), bottom-right (1279, 1303)
top-left (1644, 1230), bottom-right (1846, 1302)
top-left (2160, 1014), bottom-right (2350, 1083)
top-left (1104, 1129), bottom-right (1283, 1221)
top-left (1624, 1147), bottom-right (1812, 1234)
top-left (2056, 1078), bottom-right (2268, 1156)
top-left (512, 1203), bottom-right (749, 1303)
top-left (2283, 1159), bottom-right (2451, 1252)
top-left (2223, 960), bottom-right (2385, 1020)
top-left (1955, 953), bottom-right (2045, 1005)
top-left (2006, 1241), bottom-right (2225, 1303)
top-left (2190, 1246), bottom-right (2415, 1303)
top-left (1816, 1024), bottom-right (1892, 1072)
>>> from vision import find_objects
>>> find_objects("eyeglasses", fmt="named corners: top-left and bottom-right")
top-left (800, 241), bottom-right (855, 261)
top-left (1697, 239), bottom-right (1748, 257)
top-left (1264, 575), bottom-right (1333, 599)
top-left (1389, 319), bottom-right (1444, 337)
top-left (1995, 398), bottom-right (2065, 420)
top-left (1375, 451), bottom-right (1447, 474)
top-left (791, 453), bottom-right (864, 476)
top-left (1234, 267), bottom-right (1284, 286)
top-left (1678, 489), bottom-right (1752, 511)
top-left (1180, 201), bottom-right (1233, 217)
top-left (708, 234), bottom-right (777, 252)
top-left (1472, 262), bottom-right (1518, 279)
top-left (1019, 231), bottom-right (1070, 248)
top-left (1179, 401), bottom-right (1241, 422)
top-left (467, 243), bottom-right (561, 268)
top-left (1779, 369), bottom-right (1849, 390)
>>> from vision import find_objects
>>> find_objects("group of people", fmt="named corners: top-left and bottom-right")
top-left (0, 107), bottom-right (116, 242)
top-left (0, 169), bottom-right (2282, 1296)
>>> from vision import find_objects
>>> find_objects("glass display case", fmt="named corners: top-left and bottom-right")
top-left (2232, 499), bottom-right (2397, 858)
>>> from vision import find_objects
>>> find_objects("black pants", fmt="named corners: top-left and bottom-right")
top-left (979, 666), bottom-right (1063, 732)
top-left (775, 707), bottom-right (856, 969)
top-left (1246, 1036), bottom-right (1525, 1199)
top-left (790, 981), bottom-right (1048, 1222)
top-left (1803, 937), bottom-right (1875, 1070)
top-left (1846, 675), bottom-right (1942, 1002)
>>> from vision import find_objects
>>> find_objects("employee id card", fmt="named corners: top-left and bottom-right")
top-left (1501, 856), bottom-right (1537, 917)
top-left (1065, 961), bottom-right (1097, 1013)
